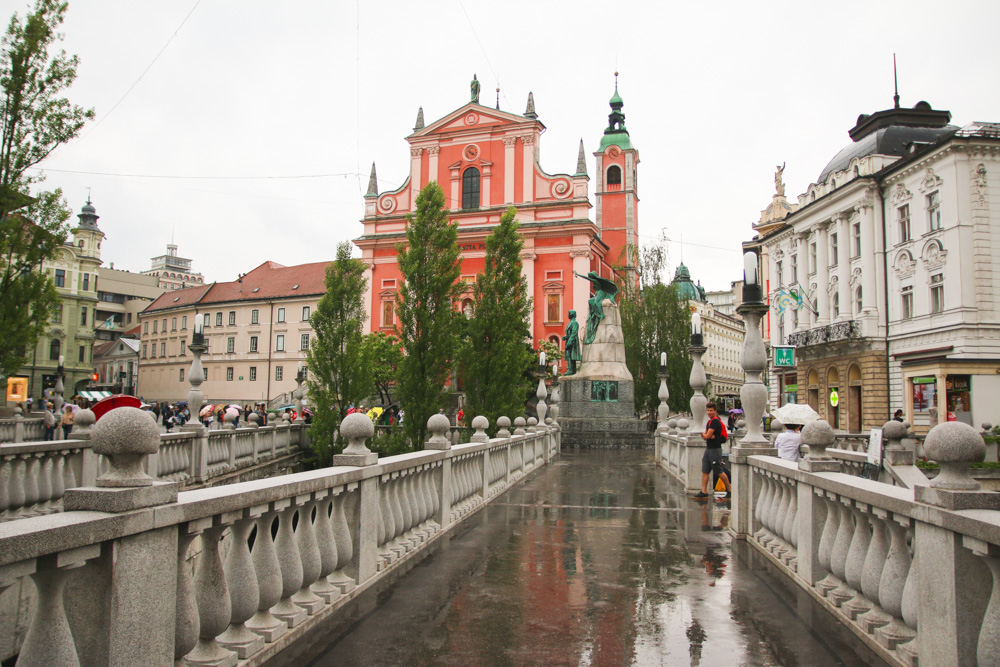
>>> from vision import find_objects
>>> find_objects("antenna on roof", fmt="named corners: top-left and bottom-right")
top-left (86, 186), bottom-right (92, 204)
top-left (893, 53), bottom-right (900, 109)
top-left (496, 87), bottom-right (500, 110)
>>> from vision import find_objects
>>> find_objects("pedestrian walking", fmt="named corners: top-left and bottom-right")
top-left (61, 405), bottom-right (75, 439)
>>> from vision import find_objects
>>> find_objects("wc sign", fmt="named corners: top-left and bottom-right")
top-left (774, 346), bottom-right (796, 368)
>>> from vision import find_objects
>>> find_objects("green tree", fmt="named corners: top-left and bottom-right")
top-left (460, 207), bottom-right (534, 429)
top-left (395, 182), bottom-right (462, 445)
top-left (618, 235), bottom-right (693, 424)
top-left (360, 330), bottom-right (402, 406)
top-left (0, 0), bottom-right (93, 377)
top-left (306, 241), bottom-right (372, 460)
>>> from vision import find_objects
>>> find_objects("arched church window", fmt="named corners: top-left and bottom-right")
top-left (607, 165), bottom-right (622, 186)
top-left (462, 167), bottom-right (480, 209)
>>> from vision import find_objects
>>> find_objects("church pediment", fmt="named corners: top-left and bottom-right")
top-left (410, 103), bottom-right (541, 139)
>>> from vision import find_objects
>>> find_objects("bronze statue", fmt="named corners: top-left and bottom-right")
top-left (574, 270), bottom-right (619, 344)
top-left (562, 310), bottom-right (582, 375)
top-left (470, 74), bottom-right (481, 104)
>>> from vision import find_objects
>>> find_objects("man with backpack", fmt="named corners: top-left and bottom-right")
top-left (694, 402), bottom-right (731, 499)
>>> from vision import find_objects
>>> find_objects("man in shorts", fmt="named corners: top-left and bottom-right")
top-left (694, 402), bottom-right (731, 499)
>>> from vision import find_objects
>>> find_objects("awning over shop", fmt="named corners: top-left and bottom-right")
top-left (78, 390), bottom-right (112, 401)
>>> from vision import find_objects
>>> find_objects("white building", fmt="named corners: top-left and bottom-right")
top-left (142, 243), bottom-right (205, 291)
top-left (752, 98), bottom-right (1000, 432)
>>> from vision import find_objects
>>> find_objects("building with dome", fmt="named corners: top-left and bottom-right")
top-left (751, 96), bottom-right (1000, 432)
top-left (12, 200), bottom-right (104, 404)
top-left (354, 79), bottom-right (640, 359)
top-left (671, 263), bottom-right (745, 410)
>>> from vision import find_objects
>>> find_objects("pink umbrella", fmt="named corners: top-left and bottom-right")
top-left (225, 406), bottom-right (240, 419)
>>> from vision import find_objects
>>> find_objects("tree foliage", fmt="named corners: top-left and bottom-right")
top-left (0, 0), bottom-right (94, 377)
top-left (395, 182), bottom-right (462, 445)
top-left (360, 330), bottom-right (402, 406)
top-left (618, 233), bottom-right (693, 424)
top-left (460, 207), bottom-right (534, 429)
top-left (306, 241), bottom-right (372, 461)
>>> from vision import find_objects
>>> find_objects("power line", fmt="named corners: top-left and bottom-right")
top-left (30, 167), bottom-right (361, 180)
top-left (457, 0), bottom-right (511, 110)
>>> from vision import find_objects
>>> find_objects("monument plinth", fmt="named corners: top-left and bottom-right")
top-left (559, 297), bottom-right (647, 447)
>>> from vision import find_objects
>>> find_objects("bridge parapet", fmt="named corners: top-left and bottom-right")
top-left (0, 414), bottom-right (560, 665)
top-left (742, 419), bottom-right (1000, 667)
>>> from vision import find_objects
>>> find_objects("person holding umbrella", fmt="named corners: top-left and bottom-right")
top-left (770, 403), bottom-right (820, 462)
top-left (775, 423), bottom-right (803, 462)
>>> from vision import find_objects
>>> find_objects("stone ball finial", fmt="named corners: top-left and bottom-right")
top-left (982, 422), bottom-right (994, 432)
top-left (736, 419), bottom-right (746, 430)
top-left (91, 407), bottom-right (161, 487)
top-left (340, 412), bottom-right (374, 456)
top-left (882, 420), bottom-right (908, 442)
top-left (471, 415), bottom-right (489, 443)
top-left (770, 418), bottom-right (784, 433)
top-left (13, 406), bottom-right (22, 418)
top-left (925, 421), bottom-right (985, 490)
top-left (268, 411), bottom-right (277, 422)
top-left (527, 417), bottom-right (538, 428)
top-left (513, 416), bottom-right (527, 435)
top-left (282, 412), bottom-right (290, 423)
top-left (427, 413), bottom-right (452, 449)
top-left (667, 418), bottom-right (677, 430)
top-left (497, 416), bottom-right (512, 438)
top-left (74, 408), bottom-right (96, 437)
top-left (544, 417), bottom-right (553, 426)
top-left (248, 413), bottom-right (260, 428)
top-left (802, 419), bottom-right (836, 460)
top-left (677, 418), bottom-right (689, 432)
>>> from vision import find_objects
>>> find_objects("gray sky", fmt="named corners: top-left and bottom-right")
top-left (14, 0), bottom-right (1000, 292)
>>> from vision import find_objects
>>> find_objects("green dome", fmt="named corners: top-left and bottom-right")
top-left (609, 89), bottom-right (623, 106)
top-left (672, 263), bottom-right (705, 302)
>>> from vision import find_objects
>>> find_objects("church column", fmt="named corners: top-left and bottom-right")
top-left (427, 147), bottom-right (439, 186)
top-left (521, 251), bottom-right (537, 335)
top-left (815, 222), bottom-right (831, 325)
top-left (521, 136), bottom-right (535, 203)
top-left (481, 162), bottom-right (492, 208)
top-left (795, 233), bottom-right (808, 332)
top-left (503, 137), bottom-right (517, 204)
top-left (571, 249), bottom-right (591, 328)
top-left (836, 214), bottom-right (851, 321)
top-left (858, 189), bottom-right (877, 316)
top-left (409, 148), bottom-right (422, 210)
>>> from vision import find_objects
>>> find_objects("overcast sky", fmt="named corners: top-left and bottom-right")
top-left (12, 0), bottom-right (1000, 292)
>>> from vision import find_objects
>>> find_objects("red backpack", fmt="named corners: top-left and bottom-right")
top-left (712, 417), bottom-right (728, 439)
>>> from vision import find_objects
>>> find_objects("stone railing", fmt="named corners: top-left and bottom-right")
top-left (0, 416), bottom-right (47, 444)
top-left (0, 419), bottom-right (307, 522)
top-left (738, 419), bottom-right (1000, 667)
top-left (0, 409), bottom-right (560, 666)
top-left (787, 319), bottom-right (863, 348)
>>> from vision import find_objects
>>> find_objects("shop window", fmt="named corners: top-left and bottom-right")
top-left (912, 376), bottom-right (937, 415)
top-left (946, 375), bottom-right (971, 424)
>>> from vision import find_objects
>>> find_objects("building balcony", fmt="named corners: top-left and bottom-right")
top-left (786, 320), bottom-right (862, 347)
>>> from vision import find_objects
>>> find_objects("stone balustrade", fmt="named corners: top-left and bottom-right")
top-left (0, 422), bottom-right (307, 522)
top-left (0, 411), bottom-right (560, 666)
top-left (0, 416), bottom-right (47, 444)
top-left (740, 419), bottom-right (1000, 667)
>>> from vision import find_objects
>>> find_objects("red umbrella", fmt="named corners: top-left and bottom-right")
top-left (91, 394), bottom-right (142, 421)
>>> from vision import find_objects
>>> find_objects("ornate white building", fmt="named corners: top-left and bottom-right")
top-left (753, 98), bottom-right (1000, 432)
top-left (142, 243), bottom-right (205, 291)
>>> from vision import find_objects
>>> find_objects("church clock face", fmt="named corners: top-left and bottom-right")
top-left (607, 146), bottom-right (621, 158)
top-left (463, 144), bottom-right (480, 161)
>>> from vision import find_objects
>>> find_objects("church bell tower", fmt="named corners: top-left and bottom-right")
top-left (594, 75), bottom-right (639, 275)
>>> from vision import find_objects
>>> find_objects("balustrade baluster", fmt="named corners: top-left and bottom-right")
top-left (246, 510), bottom-right (287, 641)
top-left (897, 528), bottom-right (919, 664)
top-left (843, 504), bottom-right (874, 620)
top-left (175, 529), bottom-right (201, 663)
top-left (216, 514), bottom-right (265, 659)
top-left (828, 501), bottom-right (856, 606)
top-left (782, 481), bottom-right (798, 552)
top-left (414, 468), bottom-right (431, 535)
top-left (63, 450), bottom-right (78, 491)
top-left (8, 456), bottom-right (25, 518)
top-left (291, 496), bottom-right (325, 614)
top-left (22, 455), bottom-right (39, 515)
top-left (388, 477), bottom-right (407, 556)
top-left (964, 539), bottom-right (1000, 667)
top-left (858, 511), bottom-right (893, 632)
top-left (36, 456), bottom-right (53, 513)
top-left (310, 492), bottom-right (341, 603)
top-left (185, 522), bottom-right (237, 667)
top-left (399, 473), bottom-right (418, 547)
top-left (270, 502), bottom-right (308, 628)
top-left (753, 475), bottom-right (771, 542)
top-left (51, 453), bottom-right (66, 506)
top-left (379, 477), bottom-right (398, 565)
top-left (815, 493), bottom-right (840, 596)
top-left (0, 458), bottom-right (10, 517)
top-left (328, 490), bottom-right (356, 593)
top-left (875, 516), bottom-right (916, 649)
top-left (765, 477), bottom-right (784, 549)
top-left (771, 480), bottom-right (791, 556)
top-left (19, 551), bottom-right (93, 666)
top-left (419, 467), bottom-right (438, 534)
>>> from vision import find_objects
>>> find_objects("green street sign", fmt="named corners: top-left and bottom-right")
top-left (774, 346), bottom-right (796, 367)
top-left (239, 376), bottom-right (244, 381)
top-left (829, 389), bottom-right (839, 407)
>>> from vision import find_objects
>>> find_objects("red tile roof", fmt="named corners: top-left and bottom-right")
top-left (142, 260), bottom-right (330, 314)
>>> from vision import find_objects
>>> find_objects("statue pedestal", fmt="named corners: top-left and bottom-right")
top-left (560, 300), bottom-right (647, 447)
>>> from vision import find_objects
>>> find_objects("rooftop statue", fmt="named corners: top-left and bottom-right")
top-left (574, 270), bottom-right (619, 344)
top-left (470, 74), bottom-right (480, 104)
top-left (775, 162), bottom-right (786, 197)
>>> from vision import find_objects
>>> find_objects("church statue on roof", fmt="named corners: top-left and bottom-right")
top-left (470, 74), bottom-right (480, 104)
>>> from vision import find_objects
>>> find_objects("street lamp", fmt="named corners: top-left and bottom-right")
top-left (183, 318), bottom-right (207, 432)
top-left (688, 313), bottom-right (708, 434)
top-left (535, 351), bottom-right (547, 423)
top-left (657, 351), bottom-right (670, 432)
top-left (736, 251), bottom-right (769, 445)
top-left (294, 362), bottom-right (306, 422)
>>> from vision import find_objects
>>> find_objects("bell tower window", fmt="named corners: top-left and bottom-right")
top-left (462, 167), bottom-right (480, 209)
top-left (607, 165), bottom-right (622, 186)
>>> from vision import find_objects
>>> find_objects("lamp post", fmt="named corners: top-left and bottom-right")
top-left (294, 362), bottom-right (306, 423)
top-left (183, 319), bottom-right (207, 433)
top-left (688, 313), bottom-right (708, 434)
top-left (736, 251), bottom-right (769, 446)
top-left (53, 354), bottom-right (65, 419)
top-left (535, 351), bottom-right (547, 423)
top-left (657, 352), bottom-right (670, 433)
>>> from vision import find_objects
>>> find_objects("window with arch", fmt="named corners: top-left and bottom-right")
top-left (607, 165), bottom-right (622, 186)
top-left (49, 339), bottom-right (61, 361)
top-left (855, 287), bottom-right (863, 314)
top-left (833, 292), bottom-right (840, 318)
top-left (462, 167), bottom-right (480, 209)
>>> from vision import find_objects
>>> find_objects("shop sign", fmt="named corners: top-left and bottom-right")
top-left (912, 376), bottom-right (937, 384)
top-left (6, 377), bottom-right (27, 402)
top-left (785, 384), bottom-right (798, 392)
top-left (829, 389), bottom-right (839, 407)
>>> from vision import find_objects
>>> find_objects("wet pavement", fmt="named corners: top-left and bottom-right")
top-left (272, 450), bottom-right (889, 667)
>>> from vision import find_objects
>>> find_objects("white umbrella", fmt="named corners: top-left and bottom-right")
top-left (771, 403), bottom-right (820, 426)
